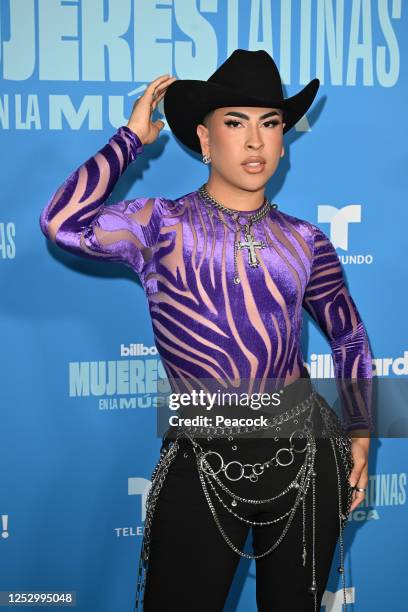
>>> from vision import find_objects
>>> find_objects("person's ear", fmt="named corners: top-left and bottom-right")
top-left (280, 122), bottom-right (286, 158)
top-left (196, 123), bottom-right (210, 157)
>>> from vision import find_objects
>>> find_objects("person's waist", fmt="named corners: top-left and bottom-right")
top-left (163, 373), bottom-right (316, 441)
top-left (177, 375), bottom-right (312, 416)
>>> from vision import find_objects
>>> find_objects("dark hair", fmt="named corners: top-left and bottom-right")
top-left (201, 110), bottom-right (215, 128)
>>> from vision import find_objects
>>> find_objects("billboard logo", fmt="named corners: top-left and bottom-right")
top-left (121, 343), bottom-right (158, 357)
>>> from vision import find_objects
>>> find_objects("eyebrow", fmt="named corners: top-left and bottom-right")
top-left (223, 110), bottom-right (282, 120)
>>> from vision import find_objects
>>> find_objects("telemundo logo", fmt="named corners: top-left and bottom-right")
top-left (317, 204), bottom-right (373, 265)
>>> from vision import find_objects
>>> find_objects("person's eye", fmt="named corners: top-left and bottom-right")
top-left (224, 119), bottom-right (281, 128)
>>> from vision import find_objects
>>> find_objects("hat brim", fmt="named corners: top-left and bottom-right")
top-left (163, 78), bottom-right (320, 154)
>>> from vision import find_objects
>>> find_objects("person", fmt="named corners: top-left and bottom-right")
top-left (39, 49), bottom-right (373, 611)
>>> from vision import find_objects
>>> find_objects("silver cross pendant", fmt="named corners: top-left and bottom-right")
top-left (236, 229), bottom-right (266, 268)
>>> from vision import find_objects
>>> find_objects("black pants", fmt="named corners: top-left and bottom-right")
top-left (143, 387), bottom-right (351, 611)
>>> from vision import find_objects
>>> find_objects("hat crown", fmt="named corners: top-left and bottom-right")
top-left (207, 49), bottom-right (283, 101)
top-left (163, 47), bottom-right (320, 154)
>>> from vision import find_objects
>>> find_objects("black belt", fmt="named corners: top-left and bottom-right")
top-left (161, 373), bottom-right (322, 443)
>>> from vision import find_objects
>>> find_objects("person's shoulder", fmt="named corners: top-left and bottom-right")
top-left (158, 189), bottom-right (200, 212)
top-left (154, 188), bottom-right (194, 204)
top-left (150, 192), bottom-right (192, 221)
top-left (273, 207), bottom-right (317, 238)
top-left (172, 188), bottom-right (200, 204)
top-left (273, 208), bottom-right (339, 261)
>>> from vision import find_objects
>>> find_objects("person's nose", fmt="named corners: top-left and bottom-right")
top-left (246, 125), bottom-right (264, 150)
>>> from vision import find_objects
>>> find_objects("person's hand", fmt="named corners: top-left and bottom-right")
top-left (126, 74), bottom-right (177, 145)
top-left (348, 435), bottom-right (370, 512)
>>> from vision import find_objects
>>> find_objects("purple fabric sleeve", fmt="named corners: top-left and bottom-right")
top-left (39, 126), bottom-right (163, 274)
top-left (303, 223), bottom-right (374, 433)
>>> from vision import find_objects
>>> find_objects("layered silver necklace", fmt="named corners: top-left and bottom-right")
top-left (198, 183), bottom-right (277, 285)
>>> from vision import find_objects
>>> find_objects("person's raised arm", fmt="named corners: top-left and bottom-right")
top-left (39, 74), bottom-right (177, 274)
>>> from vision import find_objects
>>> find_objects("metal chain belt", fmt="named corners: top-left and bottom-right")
top-left (134, 388), bottom-right (355, 612)
top-left (176, 387), bottom-right (317, 439)
top-left (197, 425), bottom-right (310, 483)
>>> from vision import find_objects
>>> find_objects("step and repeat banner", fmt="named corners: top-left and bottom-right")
top-left (1, 1), bottom-right (406, 611)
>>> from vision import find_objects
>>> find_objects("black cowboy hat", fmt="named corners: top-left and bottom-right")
top-left (163, 48), bottom-right (320, 155)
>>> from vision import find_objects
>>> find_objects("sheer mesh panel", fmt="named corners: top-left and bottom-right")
top-left (303, 225), bottom-right (373, 432)
top-left (39, 126), bottom-right (163, 273)
top-left (39, 129), bottom-right (373, 434)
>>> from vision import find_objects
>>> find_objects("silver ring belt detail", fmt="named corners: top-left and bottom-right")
top-left (134, 386), bottom-right (354, 612)
top-left (198, 426), bottom-right (310, 484)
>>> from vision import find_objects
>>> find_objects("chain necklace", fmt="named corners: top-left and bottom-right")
top-left (198, 183), bottom-right (278, 285)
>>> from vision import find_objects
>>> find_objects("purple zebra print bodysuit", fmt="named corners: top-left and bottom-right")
top-left (39, 126), bottom-right (373, 433)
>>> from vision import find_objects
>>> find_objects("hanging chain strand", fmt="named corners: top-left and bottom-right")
top-left (133, 390), bottom-right (354, 611)
top-left (198, 183), bottom-right (277, 284)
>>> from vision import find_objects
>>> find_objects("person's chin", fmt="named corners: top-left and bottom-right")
top-left (240, 172), bottom-right (271, 188)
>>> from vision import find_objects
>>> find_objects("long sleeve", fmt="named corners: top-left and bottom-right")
top-left (303, 223), bottom-right (374, 435)
top-left (39, 126), bottom-right (164, 274)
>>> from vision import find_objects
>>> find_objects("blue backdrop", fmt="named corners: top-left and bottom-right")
top-left (1, 1), bottom-right (406, 611)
